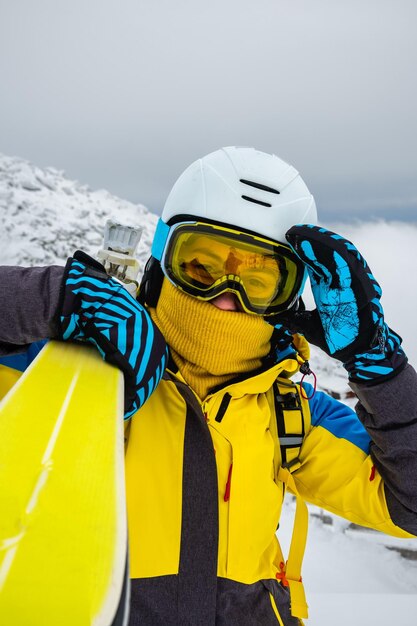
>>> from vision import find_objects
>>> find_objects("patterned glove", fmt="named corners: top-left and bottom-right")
top-left (58, 251), bottom-right (168, 418)
top-left (283, 225), bottom-right (407, 385)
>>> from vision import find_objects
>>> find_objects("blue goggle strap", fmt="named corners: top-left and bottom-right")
top-left (151, 219), bottom-right (171, 261)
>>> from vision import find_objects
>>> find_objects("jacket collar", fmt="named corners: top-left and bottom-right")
top-left (164, 350), bottom-right (301, 399)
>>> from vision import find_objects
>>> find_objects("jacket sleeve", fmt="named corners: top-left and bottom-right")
top-left (0, 265), bottom-right (64, 355)
top-left (293, 370), bottom-right (417, 538)
top-left (349, 364), bottom-right (417, 536)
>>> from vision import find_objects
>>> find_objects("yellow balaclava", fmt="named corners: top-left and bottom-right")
top-left (149, 279), bottom-right (275, 400)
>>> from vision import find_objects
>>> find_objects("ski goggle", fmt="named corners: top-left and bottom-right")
top-left (152, 220), bottom-right (305, 316)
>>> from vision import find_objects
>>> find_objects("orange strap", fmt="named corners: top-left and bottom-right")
top-left (277, 466), bottom-right (309, 619)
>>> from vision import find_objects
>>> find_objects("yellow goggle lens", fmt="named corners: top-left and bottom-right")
top-left (176, 233), bottom-right (281, 303)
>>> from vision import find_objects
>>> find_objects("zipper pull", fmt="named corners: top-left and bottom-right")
top-left (299, 360), bottom-right (317, 399)
top-left (224, 463), bottom-right (233, 502)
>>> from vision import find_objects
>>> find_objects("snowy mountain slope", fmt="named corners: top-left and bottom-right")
top-left (0, 153), bottom-right (157, 268)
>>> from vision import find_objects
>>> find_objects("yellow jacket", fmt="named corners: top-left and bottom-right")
top-left (125, 353), bottom-right (414, 625)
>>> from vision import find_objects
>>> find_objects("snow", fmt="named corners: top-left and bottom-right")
top-left (0, 153), bottom-right (158, 268)
top-left (307, 593), bottom-right (417, 626)
top-left (279, 501), bottom-right (417, 624)
top-left (1, 153), bottom-right (416, 624)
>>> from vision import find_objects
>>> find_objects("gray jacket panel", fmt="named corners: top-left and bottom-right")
top-left (0, 264), bottom-right (64, 354)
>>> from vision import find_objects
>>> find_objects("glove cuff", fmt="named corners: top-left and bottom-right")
top-left (343, 324), bottom-right (408, 386)
top-left (57, 252), bottom-right (110, 341)
top-left (55, 255), bottom-right (76, 339)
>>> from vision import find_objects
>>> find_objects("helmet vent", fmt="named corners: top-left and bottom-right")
top-left (241, 195), bottom-right (272, 208)
top-left (240, 179), bottom-right (280, 195)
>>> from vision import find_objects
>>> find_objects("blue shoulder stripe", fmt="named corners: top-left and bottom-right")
top-left (0, 340), bottom-right (48, 372)
top-left (303, 382), bottom-right (371, 454)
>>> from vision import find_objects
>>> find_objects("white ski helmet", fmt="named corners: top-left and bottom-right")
top-left (160, 146), bottom-right (317, 242)
top-left (140, 147), bottom-right (317, 310)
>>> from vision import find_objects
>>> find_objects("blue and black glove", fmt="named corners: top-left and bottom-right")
top-left (58, 251), bottom-right (168, 418)
top-left (269, 323), bottom-right (298, 360)
top-left (281, 225), bottom-right (407, 385)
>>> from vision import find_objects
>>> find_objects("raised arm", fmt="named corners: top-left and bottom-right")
top-left (284, 225), bottom-right (416, 535)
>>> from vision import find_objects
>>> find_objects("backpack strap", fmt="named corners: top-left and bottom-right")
top-left (273, 378), bottom-right (310, 620)
top-left (273, 379), bottom-right (306, 472)
top-left (277, 465), bottom-right (309, 620)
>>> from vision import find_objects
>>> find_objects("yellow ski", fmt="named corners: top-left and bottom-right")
top-left (0, 341), bottom-right (128, 626)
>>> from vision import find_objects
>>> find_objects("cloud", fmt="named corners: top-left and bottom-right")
top-left (0, 0), bottom-right (416, 217)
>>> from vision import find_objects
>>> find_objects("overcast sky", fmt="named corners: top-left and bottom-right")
top-left (1, 0), bottom-right (416, 221)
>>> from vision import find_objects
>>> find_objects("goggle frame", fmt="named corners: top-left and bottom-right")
top-left (152, 218), bottom-right (306, 316)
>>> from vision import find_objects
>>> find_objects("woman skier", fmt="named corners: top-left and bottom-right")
top-left (126, 146), bottom-right (416, 625)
